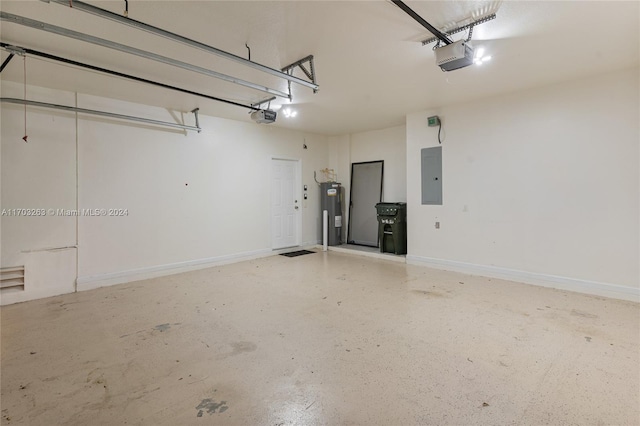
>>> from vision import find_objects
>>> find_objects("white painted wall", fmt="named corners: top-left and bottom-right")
top-left (327, 134), bottom-right (351, 242)
top-left (4, 67), bottom-right (637, 303)
top-left (1, 82), bottom-right (329, 303)
top-left (350, 125), bottom-right (407, 203)
top-left (328, 126), bottom-right (406, 242)
top-left (0, 84), bottom-right (78, 304)
top-left (406, 67), bottom-right (639, 300)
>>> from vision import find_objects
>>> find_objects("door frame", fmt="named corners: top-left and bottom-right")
top-left (347, 160), bottom-right (384, 247)
top-left (270, 156), bottom-right (302, 250)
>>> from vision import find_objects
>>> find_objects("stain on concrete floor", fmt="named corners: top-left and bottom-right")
top-left (195, 398), bottom-right (228, 416)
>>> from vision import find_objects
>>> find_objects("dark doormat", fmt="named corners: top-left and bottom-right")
top-left (280, 250), bottom-right (316, 258)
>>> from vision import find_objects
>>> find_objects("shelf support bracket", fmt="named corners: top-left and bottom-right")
top-left (191, 108), bottom-right (201, 133)
top-left (282, 55), bottom-right (318, 95)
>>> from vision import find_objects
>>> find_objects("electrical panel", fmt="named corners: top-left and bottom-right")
top-left (421, 146), bottom-right (442, 205)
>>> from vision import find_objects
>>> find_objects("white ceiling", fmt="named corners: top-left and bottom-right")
top-left (1, 1), bottom-right (638, 136)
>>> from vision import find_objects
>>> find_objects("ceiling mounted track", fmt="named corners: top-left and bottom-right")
top-left (41, 0), bottom-right (319, 92)
top-left (392, 0), bottom-right (453, 45)
top-left (1, 98), bottom-right (201, 133)
top-left (0, 12), bottom-right (290, 99)
top-left (421, 14), bottom-right (496, 46)
top-left (0, 42), bottom-right (266, 112)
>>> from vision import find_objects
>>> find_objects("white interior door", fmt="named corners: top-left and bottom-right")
top-left (271, 158), bottom-right (300, 249)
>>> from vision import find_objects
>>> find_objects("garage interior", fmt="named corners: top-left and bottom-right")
top-left (1, 1), bottom-right (638, 424)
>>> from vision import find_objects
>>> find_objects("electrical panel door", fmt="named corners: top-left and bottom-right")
top-left (421, 146), bottom-right (442, 205)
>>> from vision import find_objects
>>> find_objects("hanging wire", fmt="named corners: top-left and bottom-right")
top-left (23, 55), bottom-right (28, 143)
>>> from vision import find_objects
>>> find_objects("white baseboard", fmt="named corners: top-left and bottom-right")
top-left (406, 255), bottom-right (639, 303)
top-left (76, 243), bottom-right (323, 292)
top-left (325, 245), bottom-right (406, 263)
top-left (77, 248), bottom-right (273, 291)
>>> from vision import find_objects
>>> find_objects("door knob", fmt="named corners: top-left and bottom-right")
top-left (295, 206), bottom-right (299, 210)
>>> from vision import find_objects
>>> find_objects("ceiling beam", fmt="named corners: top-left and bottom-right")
top-left (0, 42), bottom-right (265, 112)
top-left (42, 0), bottom-right (319, 91)
top-left (1, 12), bottom-right (291, 99)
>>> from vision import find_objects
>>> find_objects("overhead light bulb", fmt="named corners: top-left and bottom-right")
top-left (473, 46), bottom-right (491, 66)
top-left (282, 107), bottom-right (297, 118)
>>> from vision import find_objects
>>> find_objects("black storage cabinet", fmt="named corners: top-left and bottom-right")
top-left (375, 202), bottom-right (407, 255)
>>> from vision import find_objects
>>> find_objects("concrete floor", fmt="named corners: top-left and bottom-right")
top-left (1, 251), bottom-right (639, 425)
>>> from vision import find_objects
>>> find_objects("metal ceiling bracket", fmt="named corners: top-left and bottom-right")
top-left (41, 0), bottom-right (319, 92)
top-left (4, 45), bottom-right (25, 56)
top-left (421, 14), bottom-right (496, 45)
top-left (281, 55), bottom-right (318, 94)
top-left (191, 108), bottom-right (201, 133)
top-left (0, 54), bottom-right (15, 73)
top-left (1, 46), bottom-right (25, 74)
top-left (1, 97), bottom-right (202, 132)
top-left (466, 24), bottom-right (474, 42)
top-left (251, 96), bottom-right (276, 109)
top-left (0, 12), bottom-right (291, 99)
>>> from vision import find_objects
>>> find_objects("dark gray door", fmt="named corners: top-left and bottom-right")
top-left (348, 161), bottom-right (383, 246)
